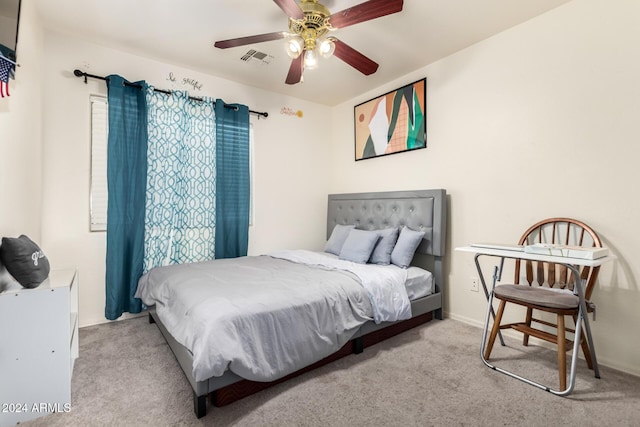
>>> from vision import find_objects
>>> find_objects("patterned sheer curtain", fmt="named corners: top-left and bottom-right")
top-left (143, 89), bottom-right (217, 271)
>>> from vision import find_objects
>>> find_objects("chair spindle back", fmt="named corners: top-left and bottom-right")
top-left (513, 218), bottom-right (602, 299)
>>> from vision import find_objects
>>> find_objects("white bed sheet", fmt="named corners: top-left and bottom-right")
top-left (405, 267), bottom-right (434, 300)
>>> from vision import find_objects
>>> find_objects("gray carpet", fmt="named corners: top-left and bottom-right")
top-left (22, 316), bottom-right (640, 427)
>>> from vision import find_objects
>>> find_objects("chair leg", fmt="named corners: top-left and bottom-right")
top-left (557, 314), bottom-right (567, 391)
top-left (523, 307), bottom-right (533, 346)
top-left (484, 299), bottom-right (506, 360)
top-left (573, 314), bottom-right (594, 370)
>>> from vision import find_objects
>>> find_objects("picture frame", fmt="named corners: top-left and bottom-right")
top-left (354, 78), bottom-right (426, 161)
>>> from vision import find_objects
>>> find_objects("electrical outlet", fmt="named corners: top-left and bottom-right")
top-left (470, 277), bottom-right (479, 292)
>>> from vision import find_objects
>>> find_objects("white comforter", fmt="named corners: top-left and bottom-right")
top-left (135, 250), bottom-right (411, 382)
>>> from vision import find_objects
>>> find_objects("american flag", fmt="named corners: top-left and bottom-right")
top-left (0, 55), bottom-right (15, 98)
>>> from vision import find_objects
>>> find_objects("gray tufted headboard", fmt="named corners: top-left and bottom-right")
top-left (326, 189), bottom-right (446, 257)
top-left (326, 189), bottom-right (447, 299)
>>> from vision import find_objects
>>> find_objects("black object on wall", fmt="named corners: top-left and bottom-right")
top-left (0, 0), bottom-right (22, 63)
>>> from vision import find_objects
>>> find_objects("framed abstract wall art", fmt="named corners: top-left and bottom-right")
top-left (354, 78), bottom-right (426, 161)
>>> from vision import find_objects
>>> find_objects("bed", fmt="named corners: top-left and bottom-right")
top-left (136, 189), bottom-right (447, 418)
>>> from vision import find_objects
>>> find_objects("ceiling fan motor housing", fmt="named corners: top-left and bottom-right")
top-left (289, 0), bottom-right (332, 51)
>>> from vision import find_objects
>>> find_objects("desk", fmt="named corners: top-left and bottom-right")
top-left (456, 245), bottom-right (615, 395)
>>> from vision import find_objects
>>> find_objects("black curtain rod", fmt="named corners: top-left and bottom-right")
top-left (73, 69), bottom-right (268, 119)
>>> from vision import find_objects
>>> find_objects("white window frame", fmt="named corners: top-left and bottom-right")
top-left (90, 95), bottom-right (108, 232)
top-left (249, 121), bottom-right (255, 226)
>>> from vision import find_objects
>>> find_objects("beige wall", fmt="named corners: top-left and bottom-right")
top-left (39, 32), bottom-right (333, 327)
top-left (0, 0), bottom-right (44, 285)
top-left (330, 0), bottom-right (640, 376)
top-left (0, 0), bottom-right (43, 238)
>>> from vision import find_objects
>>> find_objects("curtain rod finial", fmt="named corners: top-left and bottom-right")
top-left (73, 69), bottom-right (88, 84)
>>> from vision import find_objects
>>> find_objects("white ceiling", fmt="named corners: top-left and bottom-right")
top-left (34, 0), bottom-right (571, 106)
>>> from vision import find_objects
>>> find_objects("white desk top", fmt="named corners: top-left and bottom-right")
top-left (456, 245), bottom-right (616, 267)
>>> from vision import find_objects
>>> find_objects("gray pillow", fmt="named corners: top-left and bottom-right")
top-left (324, 224), bottom-right (355, 255)
top-left (369, 227), bottom-right (399, 265)
top-left (391, 227), bottom-right (426, 268)
top-left (339, 229), bottom-right (380, 264)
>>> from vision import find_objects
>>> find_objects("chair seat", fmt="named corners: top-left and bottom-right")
top-left (494, 284), bottom-right (579, 309)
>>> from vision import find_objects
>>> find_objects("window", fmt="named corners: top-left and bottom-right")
top-left (90, 95), bottom-right (108, 231)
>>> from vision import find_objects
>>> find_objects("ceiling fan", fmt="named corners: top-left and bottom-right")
top-left (214, 0), bottom-right (404, 85)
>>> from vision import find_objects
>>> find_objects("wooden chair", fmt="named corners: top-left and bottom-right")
top-left (483, 218), bottom-right (602, 393)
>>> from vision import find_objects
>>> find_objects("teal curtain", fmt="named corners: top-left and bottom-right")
top-left (105, 75), bottom-right (148, 320)
top-left (143, 89), bottom-right (217, 271)
top-left (214, 100), bottom-right (250, 259)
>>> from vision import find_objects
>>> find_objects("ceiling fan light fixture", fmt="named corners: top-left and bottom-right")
top-left (285, 36), bottom-right (304, 58)
top-left (318, 37), bottom-right (335, 58)
top-left (304, 49), bottom-right (318, 69)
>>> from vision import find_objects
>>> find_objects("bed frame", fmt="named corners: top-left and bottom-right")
top-left (148, 189), bottom-right (447, 418)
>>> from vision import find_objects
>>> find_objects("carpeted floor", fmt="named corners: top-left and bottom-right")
top-left (21, 316), bottom-right (640, 426)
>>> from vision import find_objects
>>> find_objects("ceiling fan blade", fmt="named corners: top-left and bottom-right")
top-left (333, 39), bottom-right (379, 75)
top-left (329, 0), bottom-right (403, 29)
top-left (214, 32), bottom-right (287, 49)
top-left (285, 55), bottom-right (304, 85)
top-left (273, 0), bottom-right (304, 19)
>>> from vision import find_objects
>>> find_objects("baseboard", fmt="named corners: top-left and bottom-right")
top-left (80, 311), bottom-right (146, 328)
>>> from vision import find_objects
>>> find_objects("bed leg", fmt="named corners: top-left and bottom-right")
top-left (194, 392), bottom-right (207, 418)
top-left (353, 337), bottom-right (364, 354)
top-left (435, 308), bottom-right (443, 320)
top-left (148, 312), bottom-right (156, 324)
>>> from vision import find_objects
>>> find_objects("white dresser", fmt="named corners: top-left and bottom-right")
top-left (0, 269), bottom-right (79, 426)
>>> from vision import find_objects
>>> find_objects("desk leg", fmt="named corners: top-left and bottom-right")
top-left (480, 278), bottom-right (498, 367)
top-left (570, 268), bottom-right (601, 379)
top-left (474, 254), bottom-right (505, 346)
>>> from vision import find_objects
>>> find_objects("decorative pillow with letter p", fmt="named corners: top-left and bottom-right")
top-left (0, 235), bottom-right (50, 288)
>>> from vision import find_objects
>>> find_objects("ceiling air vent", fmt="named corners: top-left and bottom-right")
top-left (240, 49), bottom-right (274, 66)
